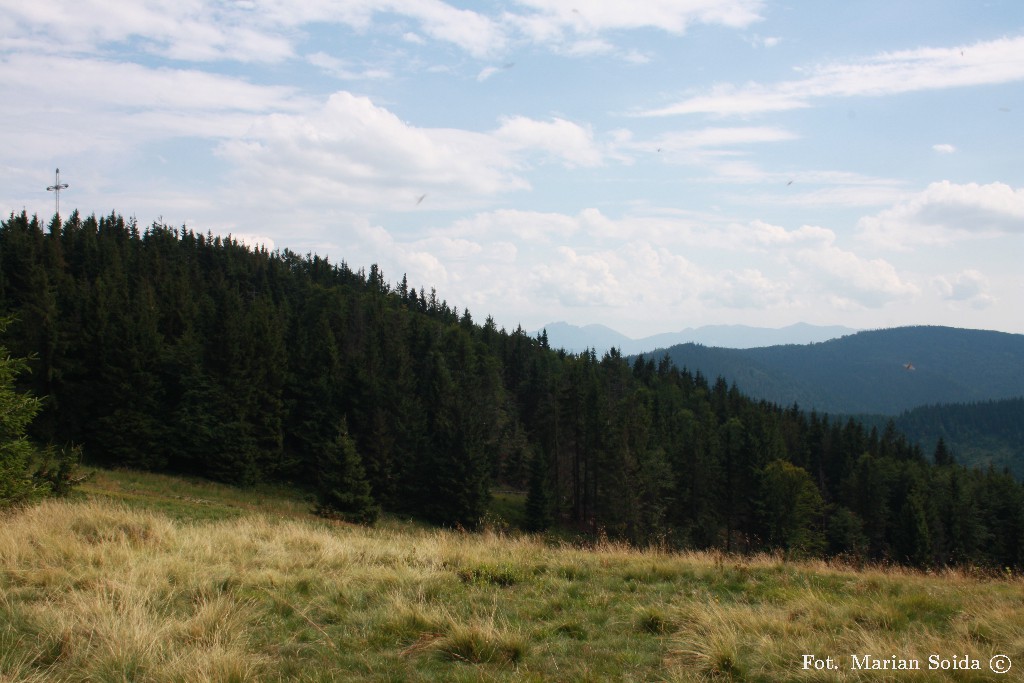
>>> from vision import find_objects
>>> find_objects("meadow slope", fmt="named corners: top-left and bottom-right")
top-left (1, 470), bottom-right (1022, 682)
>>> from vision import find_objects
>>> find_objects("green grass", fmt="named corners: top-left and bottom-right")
top-left (1, 468), bottom-right (1022, 681)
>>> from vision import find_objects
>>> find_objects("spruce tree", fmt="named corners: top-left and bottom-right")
top-left (933, 436), bottom-right (954, 466)
top-left (0, 321), bottom-right (43, 507)
top-left (315, 418), bottom-right (379, 524)
top-left (525, 448), bottom-right (553, 531)
top-left (0, 318), bottom-right (79, 505)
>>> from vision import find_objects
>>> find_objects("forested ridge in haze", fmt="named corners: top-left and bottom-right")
top-left (646, 327), bottom-right (1024, 415)
top-left (2, 210), bottom-right (1023, 568)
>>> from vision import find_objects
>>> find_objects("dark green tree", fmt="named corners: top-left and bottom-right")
top-left (933, 436), bottom-right (954, 466)
top-left (759, 459), bottom-right (825, 556)
top-left (315, 418), bottom-right (379, 524)
top-left (524, 447), bottom-right (553, 531)
top-left (0, 318), bottom-right (80, 506)
top-left (0, 322), bottom-right (44, 507)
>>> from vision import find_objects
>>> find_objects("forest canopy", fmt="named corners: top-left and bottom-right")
top-left (2, 210), bottom-right (1022, 568)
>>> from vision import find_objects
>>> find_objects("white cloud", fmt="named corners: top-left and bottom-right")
top-left (217, 92), bottom-right (526, 207)
top-left (477, 66), bottom-right (501, 81)
top-left (387, 0), bottom-right (506, 58)
top-left (0, 54), bottom-right (305, 160)
top-left (503, 0), bottom-right (762, 58)
top-left (794, 243), bottom-right (919, 308)
top-left (934, 270), bottom-right (995, 309)
top-left (510, 0), bottom-right (763, 35)
top-left (743, 220), bottom-right (835, 247)
top-left (230, 233), bottom-right (277, 251)
top-left (655, 126), bottom-right (797, 150)
top-left (0, 0), bottom-right (294, 62)
top-left (0, 0), bottom-right (506, 62)
top-left (932, 143), bottom-right (956, 154)
top-left (307, 52), bottom-right (392, 80)
top-left (0, 54), bottom-right (301, 114)
top-left (534, 247), bottom-right (629, 307)
top-left (562, 38), bottom-right (616, 57)
top-left (641, 35), bottom-right (1024, 116)
top-left (622, 50), bottom-right (652, 64)
top-left (212, 97), bottom-right (617, 211)
top-left (451, 209), bottom-right (580, 243)
top-left (701, 268), bottom-right (790, 308)
top-left (858, 181), bottom-right (1024, 249)
top-left (495, 116), bottom-right (604, 167)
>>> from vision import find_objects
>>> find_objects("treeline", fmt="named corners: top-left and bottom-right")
top-left (2, 210), bottom-right (1022, 568)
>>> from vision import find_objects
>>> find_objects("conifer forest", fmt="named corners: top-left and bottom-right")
top-left (2, 210), bottom-right (1022, 569)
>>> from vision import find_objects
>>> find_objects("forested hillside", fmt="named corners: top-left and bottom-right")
top-left (862, 398), bottom-right (1024, 480)
top-left (2, 210), bottom-right (1023, 568)
top-left (649, 327), bottom-right (1024, 415)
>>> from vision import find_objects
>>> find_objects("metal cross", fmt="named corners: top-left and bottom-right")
top-left (46, 168), bottom-right (69, 218)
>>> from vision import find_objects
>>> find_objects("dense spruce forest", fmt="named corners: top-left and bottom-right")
top-left (859, 398), bottom-right (1024, 481)
top-left (2, 210), bottom-right (1023, 569)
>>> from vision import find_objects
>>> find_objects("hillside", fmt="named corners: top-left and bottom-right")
top-left (1, 469), bottom-right (1022, 682)
top-left (3, 211), bottom-right (1024, 571)
top-left (538, 321), bottom-right (858, 354)
top-left (646, 326), bottom-right (1024, 415)
top-left (859, 398), bottom-right (1024, 479)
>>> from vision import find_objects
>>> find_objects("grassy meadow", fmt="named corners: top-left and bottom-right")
top-left (1, 469), bottom-right (1022, 682)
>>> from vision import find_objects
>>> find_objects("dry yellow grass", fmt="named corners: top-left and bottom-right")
top-left (1, 476), bottom-right (1022, 681)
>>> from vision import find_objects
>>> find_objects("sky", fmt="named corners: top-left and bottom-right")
top-left (2, 0), bottom-right (1023, 338)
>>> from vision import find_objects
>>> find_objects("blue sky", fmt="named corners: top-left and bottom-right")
top-left (2, 0), bottom-right (1022, 337)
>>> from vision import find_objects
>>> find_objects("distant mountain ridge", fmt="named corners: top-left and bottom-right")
top-left (537, 322), bottom-right (859, 354)
top-left (639, 326), bottom-right (1024, 416)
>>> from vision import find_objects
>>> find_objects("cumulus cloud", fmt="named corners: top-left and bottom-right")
top-left (640, 35), bottom-right (1024, 116)
top-left (212, 95), bottom-right (615, 210)
top-left (387, 0), bottom-right (506, 58)
top-left (743, 220), bottom-right (835, 247)
top-left (701, 268), bottom-right (790, 309)
top-left (217, 92), bottom-right (524, 207)
top-left (533, 247), bottom-right (630, 307)
top-left (934, 270), bottom-right (995, 309)
top-left (495, 116), bottom-right (604, 167)
top-left (451, 209), bottom-right (581, 243)
top-left (932, 143), bottom-right (956, 154)
top-left (858, 181), bottom-right (1024, 249)
top-left (794, 244), bottom-right (918, 308)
